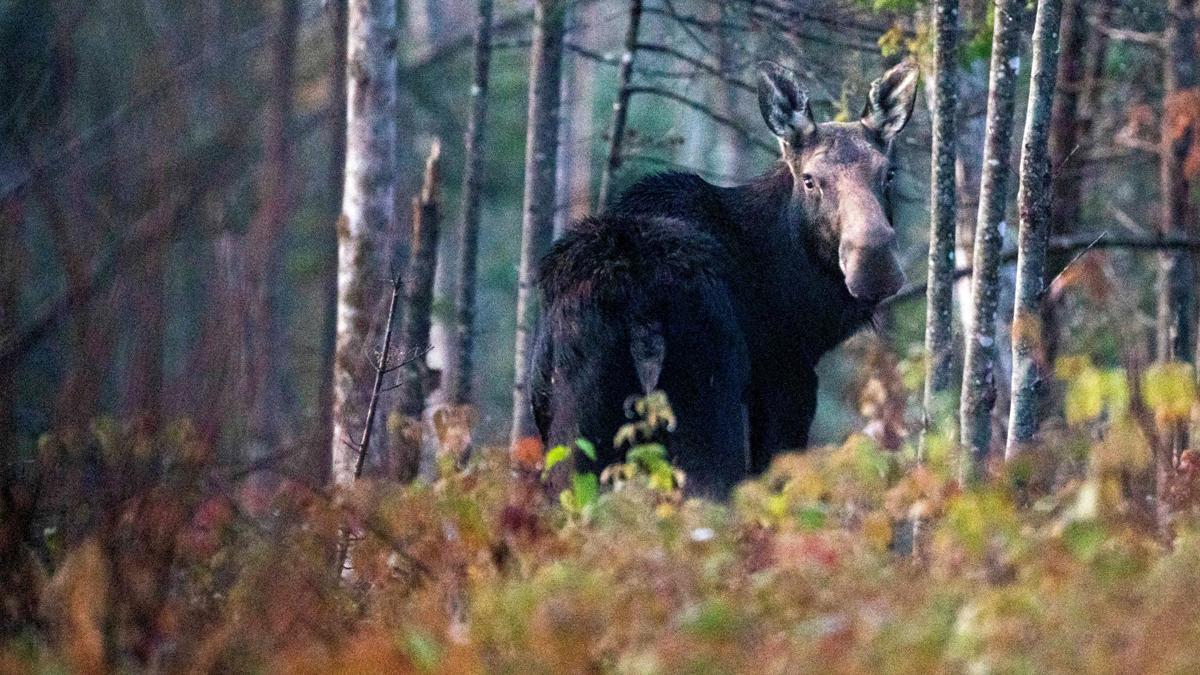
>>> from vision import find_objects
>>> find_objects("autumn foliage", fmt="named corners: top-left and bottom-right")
top-left (3, 343), bottom-right (1200, 674)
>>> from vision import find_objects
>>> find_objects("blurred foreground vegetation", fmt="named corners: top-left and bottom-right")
top-left (4, 347), bottom-right (1200, 673)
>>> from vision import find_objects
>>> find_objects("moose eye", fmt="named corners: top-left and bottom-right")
top-left (801, 174), bottom-right (816, 191)
top-left (884, 167), bottom-right (897, 185)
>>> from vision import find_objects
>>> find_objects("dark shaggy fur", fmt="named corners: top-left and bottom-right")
top-left (530, 165), bottom-right (877, 497)
top-left (529, 60), bottom-right (916, 497)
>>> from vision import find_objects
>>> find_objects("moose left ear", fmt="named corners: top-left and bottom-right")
top-left (861, 60), bottom-right (919, 147)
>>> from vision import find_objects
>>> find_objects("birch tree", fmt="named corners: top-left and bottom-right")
top-left (447, 0), bottom-right (495, 407)
top-left (1006, 0), bottom-right (1063, 458)
top-left (1157, 0), bottom-right (1197, 364)
top-left (596, 0), bottom-right (643, 210)
top-left (959, 0), bottom-right (1024, 480)
top-left (331, 0), bottom-right (398, 486)
top-left (919, 0), bottom-right (959, 455)
top-left (510, 0), bottom-right (566, 449)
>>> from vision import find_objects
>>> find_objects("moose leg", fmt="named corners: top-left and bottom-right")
top-left (748, 368), bottom-right (819, 474)
top-left (656, 282), bottom-right (750, 499)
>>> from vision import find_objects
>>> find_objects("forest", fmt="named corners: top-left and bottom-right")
top-left (4, 0), bottom-right (1200, 671)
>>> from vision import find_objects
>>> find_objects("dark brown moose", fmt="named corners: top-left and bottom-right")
top-left (531, 60), bottom-right (919, 497)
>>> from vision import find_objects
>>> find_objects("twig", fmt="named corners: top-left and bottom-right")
top-left (1087, 19), bottom-right (1163, 48)
top-left (882, 232), bottom-right (1200, 308)
top-left (1046, 232), bottom-right (1106, 294)
top-left (335, 273), bottom-right (408, 577)
top-left (624, 85), bottom-right (777, 155)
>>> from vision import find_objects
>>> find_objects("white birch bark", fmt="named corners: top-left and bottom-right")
top-left (510, 0), bottom-right (566, 448)
top-left (959, 0), bottom-right (1023, 480)
top-left (1006, 0), bottom-right (1063, 458)
top-left (331, 0), bottom-right (398, 486)
top-left (919, 0), bottom-right (960, 455)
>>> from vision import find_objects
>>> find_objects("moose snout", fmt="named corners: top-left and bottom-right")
top-left (839, 240), bottom-right (906, 303)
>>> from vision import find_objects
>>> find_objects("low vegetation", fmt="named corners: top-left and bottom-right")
top-left (5, 349), bottom-right (1200, 674)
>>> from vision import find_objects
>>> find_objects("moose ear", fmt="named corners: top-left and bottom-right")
top-left (861, 60), bottom-right (919, 147)
top-left (757, 61), bottom-right (816, 147)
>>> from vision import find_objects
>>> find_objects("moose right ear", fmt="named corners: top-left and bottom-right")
top-left (756, 61), bottom-right (816, 148)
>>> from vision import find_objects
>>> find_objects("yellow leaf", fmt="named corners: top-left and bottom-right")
top-left (862, 512), bottom-right (893, 552)
top-left (1055, 355), bottom-right (1093, 380)
top-left (1142, 362), bottom-right (1197, 422)
top-left (1065, 364), bottom-right (1105, 425)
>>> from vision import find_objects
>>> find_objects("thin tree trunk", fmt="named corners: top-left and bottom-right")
top-left (1159, 0), bottom-right (1199, 462)
top-left (565, 4), bottom-right (597, 222)
top-left (714, 3), bottom-right (745, 178)
top-left (959, 0), bottom-right (1024, 480)
top-left (124, 214), bottom-right (168, 431)
top-left (919, 0), bottom-right (960, 456)
top-left (596, 0), bottom-right (643, 210)
top-left (1040, 0), bottom-right (1111, 405)
top-left (554, 2), bottom-right (577, 240)
top-left (510, 0), bottom-right (567, 450)
top-left (316, 0), bottom-right (349, 486)
top-left (1005, 0), bottom-right (1063, 459)
top-left (1157, 0), bottom-right (1198, 364)
top-left (331, 0), bottom-right (399, 486)
top-left (391, 142), bottom-right (442, 482)
top-left (0, 193), bottom-right (23, 452)
top-left (245, 0), bottom-right (300, 456)
top-left (446, 0), bottom-right (494, 408)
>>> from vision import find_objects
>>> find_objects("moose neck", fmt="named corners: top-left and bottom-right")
top-left (719, 164), bottom-right (874, 361)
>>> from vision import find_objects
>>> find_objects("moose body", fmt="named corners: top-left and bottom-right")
top-left (530, 61), bottom-right (919, 496)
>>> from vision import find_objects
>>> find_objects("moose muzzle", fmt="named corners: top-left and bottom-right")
top-left (838, 226), bottom-right (905, 303)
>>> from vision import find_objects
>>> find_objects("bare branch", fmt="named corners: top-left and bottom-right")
top-left (625, 85), bottom-right (776, 155)
top-left (883, 233), bottom-right (1200, 308)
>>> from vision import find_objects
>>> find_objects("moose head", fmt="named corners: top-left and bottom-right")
top-left (756, 60), bottom-right (918, 303)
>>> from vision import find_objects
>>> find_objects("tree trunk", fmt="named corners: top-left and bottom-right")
top-left (510, 0), bottom-right (566, 450)
top-left (123, 214), bottom-right (167, 432)
top-left (554, 2), bottom-right (577, 240)
top-left (1157, 0), bottom-right (1198, 364)
top-left (596, 0), bottom-right (643, 210)
top-left (919, 0), bottom-right (960, 456)
top-left (446, 0), bottom-right (495, 408)
top-left (315, 0), bottom-right (349, 486)
top-left (959, 0), bottom-right (1024, 480)
top-left (1005, 0), bottom-right (1063, 459)
top-left (245, 0), bottom-right (300, 457)
top-left (391, 143), bottom-right (442, 482)
top-left (331, 0), bottom-right (399, 486)
top-left (0, 193), bottom-right (23, 452)
top-left (714, 3), bottom-right (746, 179)
top-left (565, 2), bottom-right (598, 222)
top-left (1039, 0), bottom-right (1111, 405)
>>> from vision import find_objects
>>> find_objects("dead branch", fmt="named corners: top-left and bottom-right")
top-left (883, 232), bottom-right (1200, 308)
top-left (624, 85), bottom-right (776, 155)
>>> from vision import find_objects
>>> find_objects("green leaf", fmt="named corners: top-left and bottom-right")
top-left (627, 443), bottom-right (667, 468)
top-left (575, 437), bottom-right (597, 462)
top-left (543, 445), bottom-right (570, 476)
top-left (797, 506), bottom-right (826, 530)
top-left (572, 472), bottom-right (599, 509)
top-left (1062, 521), bottom-right (1106, 562)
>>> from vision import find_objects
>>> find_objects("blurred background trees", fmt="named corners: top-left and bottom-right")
top-left (2, 0), bottom-right (1198, 485)
top-left (7, 0), bottom-right (1200, 670)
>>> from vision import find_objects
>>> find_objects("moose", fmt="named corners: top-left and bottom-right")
top-left (530, 60), bottom-right (919, 497)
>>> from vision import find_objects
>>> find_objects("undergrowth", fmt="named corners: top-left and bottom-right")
top-left (4, 351), bottom-right (1200, 673)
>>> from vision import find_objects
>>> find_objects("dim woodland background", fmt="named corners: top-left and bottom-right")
top-left (6, 0), bottom-right (1200, 671)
